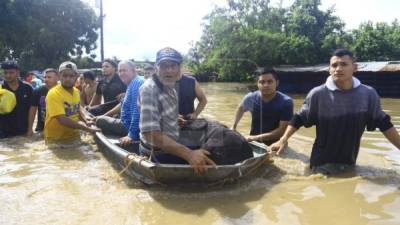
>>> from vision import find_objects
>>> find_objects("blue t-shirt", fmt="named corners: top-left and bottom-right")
top-left (241, 91), bottom-right (293, 143)
top-left (121, 76), bottom-right (144, 141)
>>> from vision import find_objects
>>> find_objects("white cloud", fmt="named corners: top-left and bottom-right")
top-left (92, 0), bottom-right (399, 61)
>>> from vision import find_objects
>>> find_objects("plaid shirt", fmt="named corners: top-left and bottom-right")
top-left (139, 76), bottom-right (179, 141)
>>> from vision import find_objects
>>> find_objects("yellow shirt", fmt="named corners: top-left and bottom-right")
top-left (44, 84), bottom-right (81, 142)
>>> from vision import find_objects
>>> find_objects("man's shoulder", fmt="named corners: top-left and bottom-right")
top-left (140, 79), bottom-right (158, 92)
top-left (276, 91), bottom-right (293, 102)
top-left (356, 84), bottom-right (380, 99)
top-left (307, 84), bottom-right (328, 96)
top-left (111, 74), bottom-right (125, 85)
top-left (358, 83), bottom-right (376, 92)
top-left (244, 90), bottom-right (260, 99)
top-left (133, 76), bottom-right (145, 85)
top-left (182, 74), bottom-right (196, 82)
top-left (47, 85), bottom-right (64, 97)
top-left (20, 80), bottom-right (33, 92)
top-left (73, 87), bottom-right (80, 94)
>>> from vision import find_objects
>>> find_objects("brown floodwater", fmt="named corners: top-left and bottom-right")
top-left (1, 82), bottom-right (400, 225)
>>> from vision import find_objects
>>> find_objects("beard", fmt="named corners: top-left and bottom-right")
top-left (61, 82), bottom-right (74, 90)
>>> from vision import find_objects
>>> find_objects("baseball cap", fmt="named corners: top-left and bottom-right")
top-left (156, 47), bottom-right (182, 65)
top-left (1, 61), bottom-right (20, 70)
top-left (144, 64), bottom-right (154, 70)
top-left (59, 61), bottom-right (78, 74)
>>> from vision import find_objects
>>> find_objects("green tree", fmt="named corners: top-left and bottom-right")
top-left (279, 0), bottom-right (346, 63)
top-left (0, 0), bottom-right (99, 70)
top-left (351, 20), bottom-right (400, 61)
top-left (189, 0), bottom-right (347, 81)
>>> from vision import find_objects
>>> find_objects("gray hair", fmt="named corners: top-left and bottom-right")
top-left (118, 60), bottom-right (136, 71)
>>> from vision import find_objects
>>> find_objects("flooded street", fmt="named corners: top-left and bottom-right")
top-left (1, 82), bottom-right (400, 225)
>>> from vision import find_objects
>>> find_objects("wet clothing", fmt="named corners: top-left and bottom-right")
top-left (31, 86), bottom-right (48, 131)
top-left (0, 80), bottom-right (33, 138)
top-left (121, 76), bottom-right (144, 141)
top-left (291, 77), bottom-right (393, 167)
top-left (176, 75), bottom-right (196, 116)
top-left (44, 84), bottom-right (80, 142)
top-left (241, 91), bottom-right (293, 145)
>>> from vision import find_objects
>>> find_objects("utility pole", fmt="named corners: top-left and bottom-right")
top-left (100, 0), bottom-right (104, 62)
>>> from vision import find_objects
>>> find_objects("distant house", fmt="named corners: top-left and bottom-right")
top-left (274, 61), bottom-right (400, 97)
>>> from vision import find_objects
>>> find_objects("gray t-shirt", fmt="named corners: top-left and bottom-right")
top-left (291, 81), bottom-right (392, 167)
top-left (139, 76), bottom-right (179, 142)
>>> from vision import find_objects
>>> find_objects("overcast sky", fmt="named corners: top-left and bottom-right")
top-left (87, 0), bottom-right (400, 61)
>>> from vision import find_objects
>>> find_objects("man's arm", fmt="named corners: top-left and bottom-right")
top-left (104, 103), bottom-right (121, 117)
top-left (143, 131), bottom-right (215, 174)
top-left (89, 94), bottom-right (102, 107)
top-left (190, 81), bottom-right (207, 119)
top-left (231, 106), bottom-right (245, 130)
top-left (382, 127), bottom-right (400, 149)
top-left (80, 86), bottom-right (87, 106)
top-left (269, 125), bottom-right (298, 155)
top-left (55, 115), bottom-right (100, 134)
top-left (247, 121), bottom-right (289, 142)
top-left (27, 106), bottom-right (37, 136)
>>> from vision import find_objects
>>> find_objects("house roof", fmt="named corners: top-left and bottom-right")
top-left (274, 61), bottom-right (400, 72)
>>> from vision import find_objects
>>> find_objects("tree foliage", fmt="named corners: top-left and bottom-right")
top-left (351, 20), bottom-right (400, 61)
top-left (0, 0), bottom-right (99, 70)
top-left (189, 0), bottom-right (400, 81)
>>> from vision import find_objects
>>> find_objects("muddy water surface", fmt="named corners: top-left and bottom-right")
top-left (1, 82), bottom-right (400, 225)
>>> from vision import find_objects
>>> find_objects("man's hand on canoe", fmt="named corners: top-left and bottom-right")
top-left (187, 149), bottom-right (216, 174)
top-left (119, 136), bottom-right (134, 146)
top-left (269, 139), bottom-right (288, 155)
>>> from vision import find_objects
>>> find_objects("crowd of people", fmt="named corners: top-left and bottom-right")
top-left (1, 47), bottom-right (400, 175)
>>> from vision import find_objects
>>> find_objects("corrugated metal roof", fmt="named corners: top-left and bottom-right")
top-left (274, 61), bottom-right (400, 72)
top-left (274, 64), bottom-right (328, 72)
top-left (356, 62), bottom-right (389, 71)
top-left (382, 62), bottom-right (400, 71)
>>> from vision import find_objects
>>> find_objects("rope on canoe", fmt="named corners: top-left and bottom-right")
top-left (118, 153), bottom-right (147, 177)
top-left (118, 153), bottom-right (166, 186)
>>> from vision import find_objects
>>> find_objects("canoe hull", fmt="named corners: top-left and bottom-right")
top-left (94, 132), bottom-right (271, 186)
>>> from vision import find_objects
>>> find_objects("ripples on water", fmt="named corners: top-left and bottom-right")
top-left (1, 83), bottom-right (400, 225)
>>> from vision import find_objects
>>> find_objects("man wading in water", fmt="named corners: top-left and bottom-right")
top-left (270, 49), bottom-right (400, 175)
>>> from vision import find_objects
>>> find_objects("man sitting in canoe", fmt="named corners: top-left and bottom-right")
top-left (232, 68), bottom-right (294, 145)
top-left (175, 69), bottom-right (208, 127)
top-left (94, 60), bottom-right (144, 146)
top-left (87, 59), bottom-right (127, 116)
top-left (139, 47), bottom-right (216, 174)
